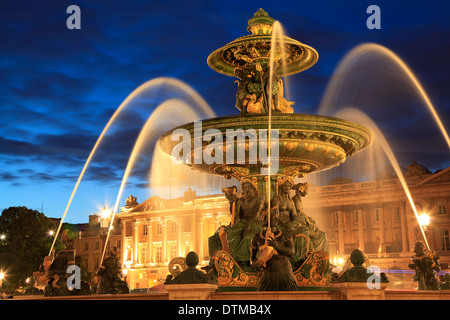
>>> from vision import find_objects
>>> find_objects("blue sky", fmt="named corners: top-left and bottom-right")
top-left (1, 0), bottom-right (449, 223)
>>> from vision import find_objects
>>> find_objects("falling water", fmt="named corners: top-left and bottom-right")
top-left (265, 20), bottom-right (289, 227)
top-left (333, 108), bottom-right (430, 249)
top-left (312, 43), bottom-right (450, 251)
top-left (100, 98), bottom-right (219, 263)
top-left (50, 77), bottom-right (215, 256)
top-left (319, 43), bottom-right (450, 150)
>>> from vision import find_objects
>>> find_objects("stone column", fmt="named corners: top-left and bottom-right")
top-left (177, 219), bottom-right (182, 257)
top-left (400, 202), bottom-right (409, 255)
top-left (162, 219), bottom-right (167, 263)
top-left (337, 210), bottom-right (345, 255)
top-left (357, 209), bottom-right (365, 252)
top-left (378, 207), bottom-right (386, 257)
top-left (406, 207), bottom-right (416, 254)
top-left (214, 213), bottom-right (221, 230)
top-left (121, 221), bottom-right (127, 265)
top-left (133, 221), bottom-right (138, 265)
top-left (198, 218), bottom-right (204, 261)
top-left (147, 219), bottom-right (152, 263)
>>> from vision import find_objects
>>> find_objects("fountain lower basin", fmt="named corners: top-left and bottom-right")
top-left (158, 113), bottom-right (372, 181)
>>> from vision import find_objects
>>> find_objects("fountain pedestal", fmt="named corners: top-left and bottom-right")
top-left (164, 251), bottom-right (218, 299)
top-left (332, 282), bottom-right (389, 300)
top-left (164, 283), bottom-right (218, 300)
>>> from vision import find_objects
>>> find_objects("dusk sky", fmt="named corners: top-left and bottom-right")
top-left (1, 0), bottom-right (449, 223)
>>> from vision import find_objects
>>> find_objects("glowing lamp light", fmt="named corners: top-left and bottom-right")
top-left (0, 271), bottom-right (4, 281)
top-left (100, 209), bottom-right (111, 219)
top-left (0, 234), bottom-right (5, 240)
top-left (99, 207), bottom-right (112, 229)
top-left (122, 268), bottom-right (128, 276)
top-left (418, 213), bottom-right (430, 227)
top-left (48, 230), bottom-right (54, 236)
top-left (337, 257), bottom-right (344, 265)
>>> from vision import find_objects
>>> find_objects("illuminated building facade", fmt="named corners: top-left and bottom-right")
top-left (304, 165), bottom-right (450, 271)
top-left (117, 189), bottom-right (231, 289)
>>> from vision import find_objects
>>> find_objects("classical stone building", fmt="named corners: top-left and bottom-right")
top-left (304, 165), bottom-right (450, 263)
top-left (117, 189), bottom-right (231, 290)
top-left (73, 212), bottom-right (122, 275)
top-left (73, 164), bottom-right (450, 290)
top-left (303, 164), bottom-right (450, 289)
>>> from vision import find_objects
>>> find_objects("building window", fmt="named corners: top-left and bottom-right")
top-left (334, 212), bottom-right (339, 225)
top-left (141, 247), bottom-right (147, 263)
top-left (438, 203), bottom-right (447, 215)
top-left (84, 242), bottom-right (89, 251)
top-left (354, 211), bottom-right (359, 223)
top-left (171, 222), bottom-right (177, 233)
top-left (440, 230), bottom-right (450, 251)
top-left (183, 218), bottom-right (192, 232)
top-left (185, 243), bottom-right (191, 256)
top-left (395, 208), bottom-right (401, 220)
top-left (157, 223), bottom-right (163, 235)
top-left (170, 245), bottom-right (177, 259)
top-left (375, 209), bottom-right (380, 221)
top-left (95, 241), bottom-right (99, 250)
top-left (116, 239), bottom-right (121, 249)
top-left (156, 247), bottom-right (162, 263)
top-left (143, 224), bottom-right (148, 236)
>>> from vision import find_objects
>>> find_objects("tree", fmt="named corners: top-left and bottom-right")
top-left (0, 206), bottom-right (63, 292)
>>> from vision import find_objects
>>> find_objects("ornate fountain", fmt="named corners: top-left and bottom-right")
top-left (159, 9), bottom-right (372, 290)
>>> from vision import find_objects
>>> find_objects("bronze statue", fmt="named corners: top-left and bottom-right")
top-left (166, 252), bottom-right (216, 284)
top-left (250, 207), bottom-right (297, 291)
top-left (292, 182), bottom-right (328, 255)
top-left (43, 249), bottom-right (90, 296)
top-left (441, 274), bottom-right (450, 290)
top-left (331, 249), bottom-right (388, 284)
top-left (226, 179), bottom-right (265, 266)
top-left (204, 186), bottom-right (239, 272)
top-left (125, 195), bottom-right (138, 208)
top-left (408, 241), bottom-right (441, 290)
top-left (271, 178), bottom-right (297, 227)
top-left (96, 247), bottom-right (129, 294)
top-left (271, 178), bottom-right (309, 269)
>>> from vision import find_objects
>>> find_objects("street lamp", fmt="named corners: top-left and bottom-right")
top-left (122, 267), bottom-right (128, 282)
top-left (99, 207), bottom-right (112, 229)
top-left (418, 213), bottom-right (430, 231)
top-left (0, 271), bottom-right (5, 293)
top-left (0, 234), bottom-right (5, 240)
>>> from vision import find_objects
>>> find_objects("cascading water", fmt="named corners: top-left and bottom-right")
top-left (50, 77), bottom-right (216, 256)
top-left (334, 108), bottom-right (431, 249)
top-left (100, 97), bottom-right (238, 264)
top-left (318, 43), bottom-right (449, 150)
top-left (310, 43), bottom-right (449, 251)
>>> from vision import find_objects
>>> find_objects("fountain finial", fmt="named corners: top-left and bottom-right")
top-left (207, 9), bottom-right (318, 79)
top-left (247, 8), bottom-right (274, 35)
